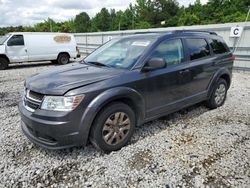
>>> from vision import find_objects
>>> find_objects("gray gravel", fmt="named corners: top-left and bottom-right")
top-left (0, 62), bottom-right (249, 188)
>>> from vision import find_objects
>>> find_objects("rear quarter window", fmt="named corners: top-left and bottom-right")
top-left (185, 38), bottom-right (210, 61)
top-left (209, 39), bottom-right (229, 54)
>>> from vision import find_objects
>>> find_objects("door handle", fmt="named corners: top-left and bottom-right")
top-left (25, 49), bottom-right (28, 53)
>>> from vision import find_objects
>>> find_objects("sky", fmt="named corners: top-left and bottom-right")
top-left (0, 0), bottom-right (208, 27)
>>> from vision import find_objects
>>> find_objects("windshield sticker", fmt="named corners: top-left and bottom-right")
top-left (131, 41), bottom-right (150, 47)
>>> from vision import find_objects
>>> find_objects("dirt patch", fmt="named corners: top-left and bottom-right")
top-left (128, 149), bottom-right (153, 171)
top-left (173, 133), bottom-right (196, 146)
top-left (30, 162), bottom-right (81, 186)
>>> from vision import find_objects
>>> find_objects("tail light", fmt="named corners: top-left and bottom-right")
top-left (76, 46), bottom-right (80, 53)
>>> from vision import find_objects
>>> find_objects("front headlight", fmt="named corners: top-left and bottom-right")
top-left (41, 95), bottom-right (84, 111)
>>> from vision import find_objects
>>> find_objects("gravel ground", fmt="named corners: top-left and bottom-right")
top-left (0, 62), bottom-right (249, 188)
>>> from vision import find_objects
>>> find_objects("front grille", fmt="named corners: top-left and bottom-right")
top-left (29, 90), bottom-right (44, 101)
top-left (25, 99), bottom-right (40, 110)
top-left (23, 89), bottom-right (44, 112)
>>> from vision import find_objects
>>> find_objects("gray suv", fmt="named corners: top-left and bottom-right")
top-left (19, 31), bottom-right (234, 152)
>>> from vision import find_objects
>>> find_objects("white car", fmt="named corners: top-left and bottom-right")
top-left (0, 32), bottom-right (80, 69)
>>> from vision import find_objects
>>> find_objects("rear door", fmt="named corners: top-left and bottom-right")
top-left (6, 34), bottom-right (28, 62)
top-left (182, 37), bottom-right (215, 96)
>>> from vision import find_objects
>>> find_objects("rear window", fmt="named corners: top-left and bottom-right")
top-left (186, 38), bottom-right (210, 61)
top-left (209, 39), bottom-right (229, 54)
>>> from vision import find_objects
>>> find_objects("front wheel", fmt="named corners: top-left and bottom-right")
top-left (0, 57), bottom-right (9, 70)
top-left (205, 78), bottom-right (228, 109)
top-left (90, 102), bottom-right (135, 152)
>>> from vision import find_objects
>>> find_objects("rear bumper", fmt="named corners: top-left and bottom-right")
top-left (18, 102), bottom-right (87, 149)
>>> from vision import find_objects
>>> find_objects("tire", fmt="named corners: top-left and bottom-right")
top-left (57, 53), bottom-right (69, 65)
top-left (205, 78), bottom-right (228, 109)
top-left (0, 57), bottom-right (9, 70)
top-left (90, 102), bottom-right (136, 152)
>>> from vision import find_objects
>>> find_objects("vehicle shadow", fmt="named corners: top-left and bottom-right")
top-left (131, 102), bottom-right (209, 144)
top-left (45, 102), bottom-right (209, 156)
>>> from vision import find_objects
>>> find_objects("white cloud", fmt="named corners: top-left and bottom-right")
top-left (0, 0), bottom-right (208, 27)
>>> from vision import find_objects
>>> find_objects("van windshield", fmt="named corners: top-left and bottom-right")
top-left (84, 37), bottom-right (156, 69)
top-left (0, 34), bottom-right (10, 45)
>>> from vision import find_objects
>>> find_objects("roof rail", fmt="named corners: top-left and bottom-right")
top-left (173, 30), bottom-right (217, 35)
top-left (134, 31), bottom-right (160, 34)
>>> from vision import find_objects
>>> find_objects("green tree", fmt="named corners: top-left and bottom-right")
top-left (135, 21), bottom-right (152, 29)
top-left (178, 13), bottom-right (200, 26)
top-left (135, 0), bottom-right (155, 25)
top-left (153, 0), bottom-right (180, 27)
top-left (74, 12), bottom-right (90, 32)
top-left (61, 19), bottom-right (75, 33)
top-left (91, 8), bottom-right (111, 31)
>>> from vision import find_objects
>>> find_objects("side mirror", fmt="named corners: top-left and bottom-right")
top-left (142, 58), bottom-right (166, 71)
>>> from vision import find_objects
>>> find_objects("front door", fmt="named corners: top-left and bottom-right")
top-left (6, 34), bottom-right (28, 63)
top-left (139, 38), bottom-right (195, 119)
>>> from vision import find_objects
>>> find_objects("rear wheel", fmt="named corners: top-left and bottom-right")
top-left (57, 53), bottom-right (69, 65)
top-left (206, 78), bottom-right (228, 109)
top-left (90, 102), bottom-right (135, 152)
top-left (0, 57), bottom-right (9, 70)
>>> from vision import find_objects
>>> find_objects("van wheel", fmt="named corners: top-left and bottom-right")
top-left (0, 57), bottom-right (9, 70)
top-left (205, 78), bottom-right (228, 109)
top-left (57, 53), bottom-right (69, 65)
top-left (90, 102), bottom-right (135, 152)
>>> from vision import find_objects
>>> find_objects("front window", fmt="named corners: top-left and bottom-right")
top-left (150, 39), bottom-right (184, 66)
top-left (0, 34), bottom-right (11, 45)
top-left (84, 37), bottom-right (156, 69)
top-left (7, 35), bottom-right (24, 46)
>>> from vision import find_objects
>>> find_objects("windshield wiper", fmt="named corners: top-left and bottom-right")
top-left (86, 61), bottom-right (111, 68)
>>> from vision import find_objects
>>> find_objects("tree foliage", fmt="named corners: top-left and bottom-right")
top-left (74, 12), bottom-right (90, 32)
top-left (0, 0), bottom-right (249, 35)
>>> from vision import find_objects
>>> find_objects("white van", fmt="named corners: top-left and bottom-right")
top-left (0, 32), bottom-right (80, 69)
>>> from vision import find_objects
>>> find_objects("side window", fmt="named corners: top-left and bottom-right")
top-left (186, 38), bottom-right (210, 61)
top-left (7, 35), bottom-right (24, 46)
top-left (151, 39), bottom-right (184, 66)
top-left (209, 39), bottom-right (229, 54)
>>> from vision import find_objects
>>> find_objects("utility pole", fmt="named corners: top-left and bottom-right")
top-left (234, 6), bottom-right (250, 53)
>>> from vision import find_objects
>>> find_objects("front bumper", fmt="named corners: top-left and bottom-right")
top-left (18, 102), bottom-right (86, 149)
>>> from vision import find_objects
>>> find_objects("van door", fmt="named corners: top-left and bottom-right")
top-left (6, 34), bottom-right (28, 63)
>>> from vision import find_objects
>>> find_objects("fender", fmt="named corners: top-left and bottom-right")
top-left (207, 67), bottom-right (232, 98)
top-left (78, 87), bottom-right (145, 146)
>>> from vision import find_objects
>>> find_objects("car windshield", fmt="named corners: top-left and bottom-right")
top-left (84, 37), bottom-right (156, 69)
top-left (0, 34), bottom-right (10, 45)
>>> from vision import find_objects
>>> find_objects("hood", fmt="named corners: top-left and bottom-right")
top-left (25, 62), bottom-right (124, 95)
top-left (0, 45), bottom-right (5, 54)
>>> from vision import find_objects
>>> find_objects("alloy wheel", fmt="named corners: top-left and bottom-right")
top-left (214, 83), bottom-right (226, 105)
top-left (102, 112), bottom-right (131, 145)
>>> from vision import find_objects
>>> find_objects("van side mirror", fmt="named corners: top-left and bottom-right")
top-left (142, 58), bottom-right (166, 72)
